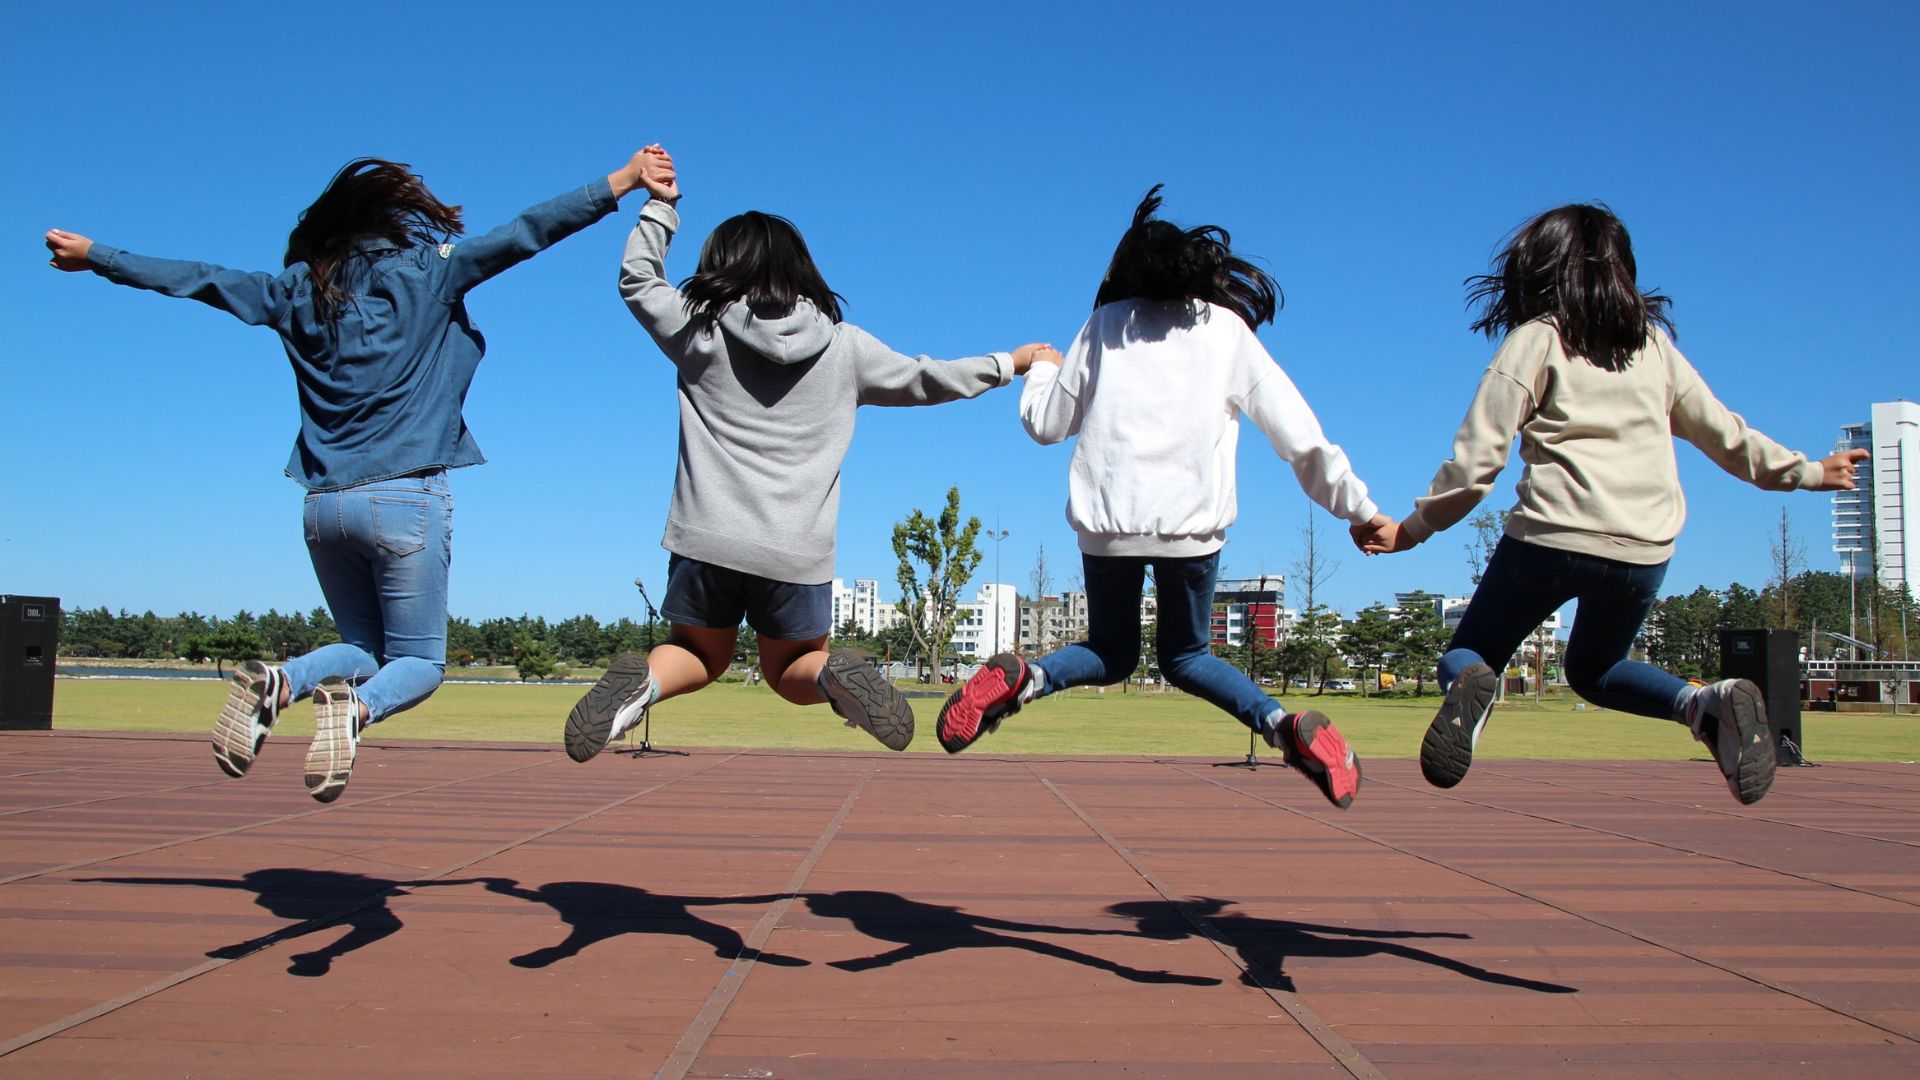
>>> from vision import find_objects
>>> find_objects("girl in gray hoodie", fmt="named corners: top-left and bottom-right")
top-left (564, 146), bottom-right (1048, 762)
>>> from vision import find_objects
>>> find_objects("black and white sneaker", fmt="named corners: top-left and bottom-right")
top-left (1684, 678), bottom-right (1775, 805)
top-left (305, 677), bottom-right (363, 804)
top-left (1420, 662), bottom-right (1498, 789)
top-left (817, 650), bottom-right (914, 751)
top-left (212, 659), bottom-right (286, 778)
top-left (565, 652), bottom-right (653, 763)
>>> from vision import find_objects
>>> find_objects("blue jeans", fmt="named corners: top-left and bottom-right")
top-left (1440, 536), bottom-right (1688, 720)
top-left (1032, 551), bottom-right (1280, 732)
top-left (281, 472), bottom-right (452, 723)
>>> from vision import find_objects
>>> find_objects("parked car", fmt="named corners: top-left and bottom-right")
top-left (1323, 678), bottom-right (1357, 692)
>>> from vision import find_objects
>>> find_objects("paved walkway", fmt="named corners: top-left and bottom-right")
top-left (2, 730), bottom-right (1916, 1078)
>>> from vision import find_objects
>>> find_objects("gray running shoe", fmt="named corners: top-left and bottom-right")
top-left (818, 651), bottom-right (914, 751)
top-left (305, 677), bottom-right (363, 804)
top-left (212, 660), bottom-right (286, 778)
top-left (1684, 678), bottom-right (1776, 805)
top-left (1420, 662), bottom-right (1498, 788)
top-left (566, 652), bottom-right (652, 763)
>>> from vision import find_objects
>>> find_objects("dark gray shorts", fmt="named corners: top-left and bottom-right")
top-left (660, 554), bottom-right (833, 641)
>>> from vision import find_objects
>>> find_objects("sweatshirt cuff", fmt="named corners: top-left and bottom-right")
top-left (639, 198), bottom-right (680, 233)
top-left (1347, 498), bottom-right (1379, 525)
top-left (1793, 459), bottom-right (1824, 490)
top-left (988, 351), bottom-right (1013, 387)
top-left (1401, 512), bottom-right (1436, 545)
top-left (87, 243), bottom-right (122, 274)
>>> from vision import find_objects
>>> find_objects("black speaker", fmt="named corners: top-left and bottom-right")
top-left (0, 596), bottom-right (60, 731)
top-left (1718, 627), bottom-right (1801, 764)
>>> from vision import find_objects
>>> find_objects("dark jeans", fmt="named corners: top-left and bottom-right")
top-left (1032, 551), bottom-right (1280, 732)
top-left (1440, 536), bottom-right (1688, 720)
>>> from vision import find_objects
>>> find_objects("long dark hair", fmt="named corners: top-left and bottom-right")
top-left (1466, 203), bottom-right (1674, 371)
top-left (1093, 185), bottom-right (1279, 330)
top-left (284, 158), bottom-right (464, 321)
top-left (679, 210), bottom-right (845, 335)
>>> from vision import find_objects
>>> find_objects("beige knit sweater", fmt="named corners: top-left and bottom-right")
top-left (1402, 319), bottom-right (1821, 565)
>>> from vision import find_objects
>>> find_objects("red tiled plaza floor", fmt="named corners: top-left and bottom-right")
top-left (2, 730), bottom-right (1916, 1078)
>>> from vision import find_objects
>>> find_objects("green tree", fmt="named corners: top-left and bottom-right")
top-left (1465, 508), bottom-right (1510, 586)
top-left (892, 487), bottom-right (983, 679)
top-left (1340, 604), bottom-right (1398, 695)
top-left (197, 623), bottom-right (267, 677)
top-left (1647, 585), bottom-right (1722, 679)
top-left (1391, 591), bottom-right (1450, 694)
top-left (514, 637), bottom-right (557, 681)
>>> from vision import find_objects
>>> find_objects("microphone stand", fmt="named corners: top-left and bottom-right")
top-left (624, 577), bottom-right (686, 759)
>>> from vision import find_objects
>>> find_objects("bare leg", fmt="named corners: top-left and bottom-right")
top-left (650, 624), bottom-right (739, 703)
top-left (759, 635), bottom-right (830, 705)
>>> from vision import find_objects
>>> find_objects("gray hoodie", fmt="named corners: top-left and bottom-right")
top-left (619, 200), bottom-right (1012, 584)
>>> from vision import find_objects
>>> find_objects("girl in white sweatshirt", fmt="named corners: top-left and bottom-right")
top-left (936, 187), bottom-right (1384, 809)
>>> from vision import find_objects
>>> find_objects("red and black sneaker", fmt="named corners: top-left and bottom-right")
top-left (1269, 710), bottom-right (1361, 809)
top-left (937, 653), bottom-right (1029, 754)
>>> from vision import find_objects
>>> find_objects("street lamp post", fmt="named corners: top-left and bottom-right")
top-left (986, 527), bottom-right (1010, 658)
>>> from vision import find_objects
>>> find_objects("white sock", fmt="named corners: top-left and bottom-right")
top-left (610, 676), bottom-right (659, 739)
top-left (1019, 666), bottom-right (1046, 703)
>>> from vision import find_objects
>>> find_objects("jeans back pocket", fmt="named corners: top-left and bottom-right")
top-left (370, 496), bottom-right (430, 558)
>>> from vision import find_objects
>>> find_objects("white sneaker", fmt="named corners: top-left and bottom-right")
top-left (212, 660), bottom-right (286, 778)
top-left (1684, 679), bottom-right (1775, 805)
top-left (306, 677), bottom-right (363, 804)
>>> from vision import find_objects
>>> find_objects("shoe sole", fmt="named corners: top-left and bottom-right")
top-left (305, 682), bottom-right (359, 804)
top-left (937, 655), bottom-right (1024, 754)
top-left (212, 660), bottom-right (273, 778)
top-left (820, 654), bottom-right (914, 751)
top-left (1718, 679), bottom-right (1776, 805)
top-left (1290, 710), bottom-right (1361, 809)
top-left (566, 652), bottom-right (651, 763)
top-left (1421, 663), bottom-right (1497, 789)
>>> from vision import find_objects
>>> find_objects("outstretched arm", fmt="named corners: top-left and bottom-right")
top-left (438, 148), bottom-right (657, 297)
top-left (49, 228), bottom-right (296, 328)
top-left (617, 145), bottom-right (695, 347)
top-left (845, 325), bottom-right (1030, 406)
top-left (1669, 354), bottom-right (1826, 491)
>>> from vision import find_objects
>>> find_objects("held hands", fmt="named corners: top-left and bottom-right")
top-left (610, 144), bottom-right (678, 202)
top-left (637, 144), bottom-right (678, 203)
top-left (1350, 513), bottom-right (1417, 555)
top-left (1011, 343), bottom-right (1061, 376)
top-left (1816, 448), bottom-right (1870, 491)
top-left (44, 229), bottom-right (93, 271)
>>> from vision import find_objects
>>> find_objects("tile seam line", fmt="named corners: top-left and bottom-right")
top-left (0, 753), bottom-right (565, 887)
top-left (0, 751), bottom-right (744, 1059)
top-left (1031, 764), bottom-right (1387, 1080)
top-left (1174, 762), bottom-right (1920, 1047)
top-left (652, 762), bottom-right (876, 1080)
top-left (1501, 758), bottom-right (1920, 819)
top-left (0, 776), bottom-right (242, 818)
top-left (1360, 772), bottom-right (1920, 909)
top-left (4, 751), bottom-right (211, 779)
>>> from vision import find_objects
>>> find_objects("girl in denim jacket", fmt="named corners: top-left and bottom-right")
top-left (46, 148), bottom-right (668, 802)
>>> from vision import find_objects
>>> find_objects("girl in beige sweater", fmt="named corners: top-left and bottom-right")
top-left (1361, 204), bottom-right (1865, 806)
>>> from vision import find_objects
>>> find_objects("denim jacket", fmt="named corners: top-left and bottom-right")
top-left (87, 178), bottom-right (619, 491)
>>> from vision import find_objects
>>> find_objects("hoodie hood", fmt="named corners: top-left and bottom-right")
top-left (717, 299), bottom-right (836, 366)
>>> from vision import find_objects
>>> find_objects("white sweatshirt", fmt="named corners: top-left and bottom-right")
top-left (1021, 299), bottom-right (1377, 557)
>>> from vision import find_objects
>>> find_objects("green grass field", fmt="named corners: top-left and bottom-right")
top-left (46, 677), bottom-right (1920, 761)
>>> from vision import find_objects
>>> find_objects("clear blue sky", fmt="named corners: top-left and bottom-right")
top-left (3, 2), bottom-right (1913, 625)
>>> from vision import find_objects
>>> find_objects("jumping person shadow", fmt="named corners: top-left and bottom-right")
top-left (1106, 897), bottom-right (1577, 995)
top-left (804, 889), bottom-right (1220, 986)
top-left (79, 868), bottom-right (488, 978)
top-left (474, 877), bottom-right (809, 970)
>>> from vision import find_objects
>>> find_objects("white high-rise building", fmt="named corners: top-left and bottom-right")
top-left (1834, 401), bottom-right (1920, 596)
top-left (829, 578), bottom-right (883, 637)
top-left (951, 583), bottom-right (1019, 660)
